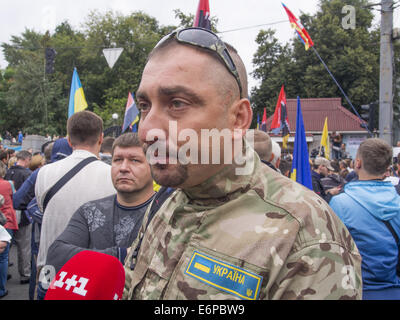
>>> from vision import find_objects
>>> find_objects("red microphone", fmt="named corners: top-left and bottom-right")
top-left (45, 251), bottom-right (125, 300)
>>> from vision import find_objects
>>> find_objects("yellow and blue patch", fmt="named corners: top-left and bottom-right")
top-left (185, 251), bottom-right (263, 300)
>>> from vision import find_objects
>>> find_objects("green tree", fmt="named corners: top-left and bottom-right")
top-left (81, 10), bottom-right (172, 127)
top-left (2, 29), bottom-right (66, 136)
top-left (1, 10), bottom-right (177, 134)
top-left (0, 68), bottom-right (16, 133)
top-left (250, 29), bottom-right (295, 122)
top-left (300, 0), bottom-right (379, 110)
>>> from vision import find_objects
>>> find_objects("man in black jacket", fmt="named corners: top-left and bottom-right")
top-left (321, 161), bottom-right (345, 203)
top-left (312, 157), bottom-right (342, 203)
top-left (311, 157), bottom-right (331, 202)
top-left (4, 150), bottom-right (32, 284)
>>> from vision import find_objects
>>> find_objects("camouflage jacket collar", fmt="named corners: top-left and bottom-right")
top-left (182, 140), bottom-right (259, 205)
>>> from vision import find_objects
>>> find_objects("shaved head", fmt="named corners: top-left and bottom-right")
top-left (148, 37), bottom-right (249, 103)
top-left (250, 130), bottom-right (272, 162)
top-left (137, 32), bottom-right (253, 188)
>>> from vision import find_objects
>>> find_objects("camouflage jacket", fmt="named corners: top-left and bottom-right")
top-left (123, 146), bottom-right (362, 300)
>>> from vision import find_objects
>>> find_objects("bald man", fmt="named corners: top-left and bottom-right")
top-left (250, 130), bottom-right (280, 172)
top-left (123, 27), bottom-right (362, 300)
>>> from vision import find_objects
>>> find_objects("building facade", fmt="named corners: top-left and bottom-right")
top-left (265, 98), bottom-right (369, 159)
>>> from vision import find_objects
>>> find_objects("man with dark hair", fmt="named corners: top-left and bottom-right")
top-left (5, 150), bottom-right (32, 284)
top-left (279, 159), bottom-right (292, 178)
top-left (99, 136), bottom-right (115, 165)
top-left (66, 111), bottom-right (104, 147)
top-left (5, 151), bottom-right (32, 190)
top-left (6, 149), bottom-right (15, 160)
top-left (35, 111), bottom-right (116, 299)
top-left (0, 151), bottom-right (9, 168)
top-left (123, 28), bottom-right (362, 300)
top-left (331, 132), bottom-right (342, 160)
top-left (46, 133), bottom-right (159, 275)
top-left (330, 138), bottom-right (400, 300)
top-left (43, 142), bottom-right (54, 164)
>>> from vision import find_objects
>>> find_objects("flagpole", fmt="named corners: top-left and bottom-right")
top-left (311, 46), bottom-right (372, 135)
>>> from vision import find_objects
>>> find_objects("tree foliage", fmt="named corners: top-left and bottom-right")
top-left (1, 3), bottom-right (398, 138)
top-left (0, 10), bottom-right (176, 136)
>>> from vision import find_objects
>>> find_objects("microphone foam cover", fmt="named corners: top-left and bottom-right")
top-left (45, 250), bottom-right (125, 300)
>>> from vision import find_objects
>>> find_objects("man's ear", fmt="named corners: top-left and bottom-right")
top-left (355, 158), bottom-right (362, 170)
top-left (231, 99), bottom-right (253, 136)
top-left (67, 137), bottom-right (73, 148)
top-left (98, 133), bottom-right (104, 146)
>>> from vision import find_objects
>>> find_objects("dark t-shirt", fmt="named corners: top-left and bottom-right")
top-left (46, 194), bottom-right (155, 273)
top-left (113, 197), bottom-right (153, 246)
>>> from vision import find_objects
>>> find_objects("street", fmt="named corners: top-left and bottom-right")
top-left (2, 244), bottom-right (30, 300)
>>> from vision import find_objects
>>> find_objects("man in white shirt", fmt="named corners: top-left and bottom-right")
top-left (35, 111), bottom-right (116, 299)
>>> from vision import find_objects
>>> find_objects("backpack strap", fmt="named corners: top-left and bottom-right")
top-left (383, 220), bottom-right (400, 277)
top-left (129, 187), bottom-right (175, 271)
top-left (43, 157), bottom-right (98, 212)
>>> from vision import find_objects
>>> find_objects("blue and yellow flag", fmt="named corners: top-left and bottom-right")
top-left (68, 68), bottom-right (88, 118)
top-left (291, 97), bottom-right (312, 190)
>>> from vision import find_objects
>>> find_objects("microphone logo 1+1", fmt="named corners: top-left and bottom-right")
top-left (53, 271), bottom-right (89, 297)
top-left (40, 266), bottom-right (121, 300)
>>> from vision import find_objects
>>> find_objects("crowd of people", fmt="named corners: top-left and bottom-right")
top-left (255, 128), bottom-right (400, 300)
top-left (0, 27), bottom-right (399, 301)
top-left (0, 111), bottom-right (171, 300)
top-left (0, 131), bottom-right (57, 147)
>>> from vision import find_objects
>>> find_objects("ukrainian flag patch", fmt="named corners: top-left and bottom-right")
top-left (185, 251), bottom-right (263, 300)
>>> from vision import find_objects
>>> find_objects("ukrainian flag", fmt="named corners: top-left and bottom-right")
top-left (68, 68), bottom-right (88, 118)
top-left (291, 97), bottom-right (312, 190)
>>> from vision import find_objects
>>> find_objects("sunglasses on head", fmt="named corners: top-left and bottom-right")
top-left (155, 27), bottom-right (243, 99)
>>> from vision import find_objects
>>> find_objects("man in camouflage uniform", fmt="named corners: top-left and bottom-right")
top-left (123, 28), bottom-right (362, 300)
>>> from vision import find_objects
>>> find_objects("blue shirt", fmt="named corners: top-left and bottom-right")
top-left (330, 180), bottom-right (400, 297)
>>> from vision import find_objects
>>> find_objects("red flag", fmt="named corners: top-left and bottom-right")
top-left (260, 108), bottom-right (267, 132)
top-left (282, 3), bottom-right (314, 50)
top-left (271, 86), bottom-right (290, 148)
top-left (194, 0), bottom-right (211, 30)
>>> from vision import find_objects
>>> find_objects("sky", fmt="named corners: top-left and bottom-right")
top-left (0, 0), bottom-right (392, 91)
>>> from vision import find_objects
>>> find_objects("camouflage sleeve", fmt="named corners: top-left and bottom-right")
top-left (122, 238), bottom-right (138, 300)
top-left (266, 243), bottom-right (363, 300)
